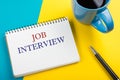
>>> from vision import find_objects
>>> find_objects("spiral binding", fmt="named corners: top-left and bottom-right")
top-left (5, 17), bottom-right (68, 35)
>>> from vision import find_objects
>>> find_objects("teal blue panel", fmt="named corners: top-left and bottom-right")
top-left (0, 0), bottom-right (43, 80)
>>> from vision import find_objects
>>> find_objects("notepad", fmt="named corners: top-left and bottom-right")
top-left (5, 17), bottom-right (80, 77)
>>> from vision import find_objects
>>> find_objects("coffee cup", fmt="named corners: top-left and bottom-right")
top-left (72, 0), bottom-right (114, 33)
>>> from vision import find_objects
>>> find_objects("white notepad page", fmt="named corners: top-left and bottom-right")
top-left (5, 17), bottom-right (80, 77)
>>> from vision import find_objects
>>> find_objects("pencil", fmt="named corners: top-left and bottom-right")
top-left (90, 46), bottom-right (119, 80)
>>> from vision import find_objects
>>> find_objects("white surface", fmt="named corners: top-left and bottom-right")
top-left (5, 17), bottom-right (80, 77)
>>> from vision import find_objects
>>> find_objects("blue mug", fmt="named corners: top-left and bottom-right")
top-left (73, 0), bottom-right (114, 33)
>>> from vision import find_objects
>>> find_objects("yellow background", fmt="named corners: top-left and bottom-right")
top-left (24, 0), bottom-right (120, 80)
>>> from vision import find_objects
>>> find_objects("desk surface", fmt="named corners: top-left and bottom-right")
top-left (24, 0), bottom-right (120, 80)
top-left (0, 0), bottom-right (119, 80)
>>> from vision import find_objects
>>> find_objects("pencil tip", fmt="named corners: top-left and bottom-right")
top-left (89, 46), bottom-right (97, 55)
top-left (89, 46), bottom-right (93, 49)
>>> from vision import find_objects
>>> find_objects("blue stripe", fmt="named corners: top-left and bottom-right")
top-left (0, 0), bottom-right (43, 80)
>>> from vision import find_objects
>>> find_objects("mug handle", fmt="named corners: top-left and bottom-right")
top-left (92, 8), bottom-right (114, 33)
